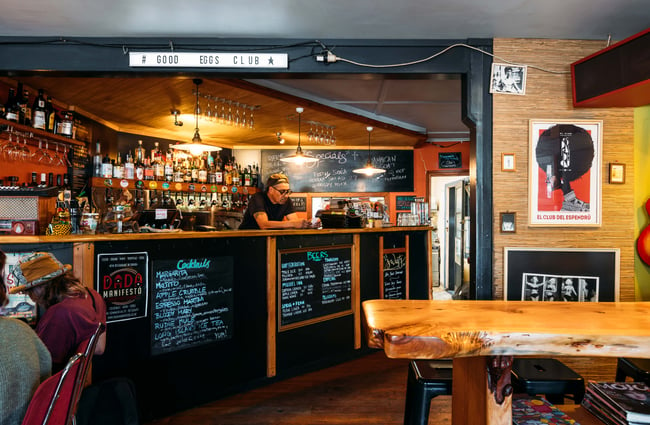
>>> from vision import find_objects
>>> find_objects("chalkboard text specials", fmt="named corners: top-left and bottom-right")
top-left (151, 256), bottom-right (234, 355)
top-left (382, 251), bottom-right (408, 299)
top-left (262, 149), bottom-right (413, 193)
top-left (279, 245), bottom-right (353, 331)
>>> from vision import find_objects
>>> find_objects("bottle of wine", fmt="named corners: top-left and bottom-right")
top-left (101, 152), bottom-right (113, 178)
top-left (124, 150), bottom-right (135, 180)
top-left (198, 157), bottom-right (208, 184)
top-left (32, 88), bottom-right (47, 130)
top-left (4, 88), bottom-right (20, 123)
top-left (135, 139), bottom-right (146, 167)
top-left (164, 148), bottom-right (174, 182)
top-left (21, 88), bottom-right (32, 127)
top-left (93, 141), bottom-right (103, 177)
top-left (45, 96), bottom-right (56, 133)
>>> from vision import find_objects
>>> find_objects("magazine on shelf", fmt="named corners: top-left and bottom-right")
top-left (587, 381), bottom-right (650, 424)
top-left (582, 394), bottom-right (627, 425)
top-left (512, 395), bottom-right (580, 424)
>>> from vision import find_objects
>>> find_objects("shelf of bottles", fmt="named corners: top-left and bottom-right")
top-left (92, 140), bottom-right (260, 198)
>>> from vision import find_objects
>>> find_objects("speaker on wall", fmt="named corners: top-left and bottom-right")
top-left (571, 28), bottom-right (650, 108)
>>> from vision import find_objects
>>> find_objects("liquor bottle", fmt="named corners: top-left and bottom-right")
top-left (252, 163), bottom-right (260, 188)
top-left (144, 158), bottom-right (155, 181)
top-left (243, 165), bottom-right (252, 187)
top-left (164, 148), bottom-right (174, 182)
top-left (190, 158), bottom-right (199, 183)
top-left (215, 156), bottom-right (223, 184)
top-left (45, 96), bottom-right (56, 133)
top-left (32, 89), bottom-right (47, 130)
top-left (232, 163), bottom-right (240, 186)
top-left (198, 157), bottom-right (208, 184)
top-left (21, 88), bottom-right (32, 127)
top-left (4, 88), bottom-right (20, 123)
top-left (101, 153), bottom-right (113, 178)
top-left (151, 141), bottom-right (161, 163)
top-left (135, 139), bottom-right (146, 166)
top-left (93, 141), bottom-right (103, 177)
top-left (113, 154), bottom-right (124, 179)
top-left (124, 150), bottom-right (135, 180)
top-left (135, 156), bottom-right (144, 181)
top-left (15, 82), bottom-right (26, 125)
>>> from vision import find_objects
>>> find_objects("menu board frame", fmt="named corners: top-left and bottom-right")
top-left (379, 235), bottom-right (409, 299)
top-left (277, 244), bottom-right (354, 332)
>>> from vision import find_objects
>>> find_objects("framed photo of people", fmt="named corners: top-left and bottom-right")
top-left (490, 63), bottom-right (527, 95)
top-left (503, 247), bottom-right (619, 302)
top-left (528, 119), bottom-right (603, 227)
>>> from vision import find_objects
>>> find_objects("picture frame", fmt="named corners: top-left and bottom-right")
top-left (501, 153), bottom-right (516, 172)
top-left (528, 119), bottom-right (603, 227)
top-left (504, 247), bottom-right (620, 302)
top-left (490, 63), bottom-right (527, 95)
top-left (500, 212), bottom-right (516, 233)
top-left (609, 162), bottom-right (626, 184)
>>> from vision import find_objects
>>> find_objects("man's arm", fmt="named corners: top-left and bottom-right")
top-left (253, 211), bottom-right (308, 229)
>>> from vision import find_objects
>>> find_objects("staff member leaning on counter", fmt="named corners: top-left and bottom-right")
top-left (239, 173), bottom-right (316, 230)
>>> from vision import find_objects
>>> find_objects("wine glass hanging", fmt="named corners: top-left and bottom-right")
top-left (196, 90), bottom-right (260, 130)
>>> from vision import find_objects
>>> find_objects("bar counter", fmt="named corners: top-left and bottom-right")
top-left (1, 225), bottom-right (432, 421)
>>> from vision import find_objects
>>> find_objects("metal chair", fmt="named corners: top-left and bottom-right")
top-left (403, 360), bottom-right (453, 425)
top-left (615, 357), bottom-right (650, 384)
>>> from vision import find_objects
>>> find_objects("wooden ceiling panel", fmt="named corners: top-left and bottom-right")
top-left (5, 76), bottom-right (424, 149)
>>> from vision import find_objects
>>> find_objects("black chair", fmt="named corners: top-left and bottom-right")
top-left (403, 360), bottom-right (453, 425)
top-left (511, 358), bottom-right (585, 404)
top-left (615, 358), bottom-right (650, 384)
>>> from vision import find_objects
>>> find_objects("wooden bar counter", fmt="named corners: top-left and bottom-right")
top-left (363, 299), bottom-right (650, 425)
top-left (1, 226), bottom-right (431, 421)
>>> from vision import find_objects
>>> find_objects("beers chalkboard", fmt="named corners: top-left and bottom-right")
top-left (279, 245), bottom-right (353, 331)
top-left (382, 250), bottom-right (408, 299)
top-left (262, 149), bottom-right (413, 193)
top-left (151, 256), bottom-right (234, 355)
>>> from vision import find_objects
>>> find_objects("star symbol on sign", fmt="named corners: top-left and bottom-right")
top-left (268, 57), bottom-right (274, 65)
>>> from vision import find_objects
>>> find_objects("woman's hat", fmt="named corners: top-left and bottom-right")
top-left (8, 252), bottom-right (71, 294)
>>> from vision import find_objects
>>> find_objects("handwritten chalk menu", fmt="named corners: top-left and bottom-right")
top-left (279, 245), bottom-right (353, 331)
top-left (382, 251), bottom-right (408, 299)
top-left (151, 256), bottom-right (234, 355)
top-left (438, 152), bottom-right (463, 169)
top-left (262, 149), bottom-right (413, 193)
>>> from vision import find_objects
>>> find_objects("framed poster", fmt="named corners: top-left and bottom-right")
top-left (500, 212), bottom-right (516, 233)
top-left (490, 63), bottom-right (527, 95)
top-left (504, 247), bottom-right (619, 302)
top-left (609, 163), bottom-right (626, 184)
top-left (528, 119), bottom-right (602, 227)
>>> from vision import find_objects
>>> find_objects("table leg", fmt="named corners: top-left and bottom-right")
top-left (452, 356), bottom-right (513, 425)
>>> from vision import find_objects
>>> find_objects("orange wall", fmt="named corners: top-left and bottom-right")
top-left (387, 142), bottom-right (470, 223)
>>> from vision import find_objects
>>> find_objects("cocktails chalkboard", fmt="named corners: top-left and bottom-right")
top-left (262, 149), bottom-right (413, 193)
top-left (279, 245), bottom-right (353, 330)
top-left (382, 250), bottom-right (408, 299)
top-left (151, 256), bottom-right (234, 355)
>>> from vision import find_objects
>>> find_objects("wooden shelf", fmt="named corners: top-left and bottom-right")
top-left (0, 117), bottom-right (86, 147)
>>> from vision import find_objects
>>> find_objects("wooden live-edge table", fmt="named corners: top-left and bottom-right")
top-left (363, 299), bottom-right (650, 425)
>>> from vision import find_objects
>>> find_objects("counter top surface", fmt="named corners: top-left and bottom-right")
top-left (363, 299), bottom-right (650, 359)
top-left (0, 225), bottom-right (430, 243)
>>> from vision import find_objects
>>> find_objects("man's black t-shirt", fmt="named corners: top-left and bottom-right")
top-left (238, 191), bottom-right (295, 229)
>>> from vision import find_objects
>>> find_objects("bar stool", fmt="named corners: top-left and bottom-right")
top-left (615, 358), bottom-right (650, 384)
top-left (403, 360), bottom-right (453, 425)
top-left (511, 358), bottom-right (585, 404)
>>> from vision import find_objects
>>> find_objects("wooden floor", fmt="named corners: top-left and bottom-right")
top-left (143, 351), bottom-right (452, 425)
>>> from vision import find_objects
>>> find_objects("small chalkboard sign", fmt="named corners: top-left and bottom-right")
top-left (395, 195), bottom-right (416, 212)
top-left (291, 196), bottom-right (307, 212)
top-left (382, 250), bottom-right (408, 299)
top-left (278, 245), bottom-right (353, 331)
top-left (438, 152), bottom-right (462, 169)
top-left (151, 256), bottom-right (234, 355)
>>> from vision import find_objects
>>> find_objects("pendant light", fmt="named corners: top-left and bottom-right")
top-left (171, 78), bottom-right (222, 156)
top-left (353, 126), bottom-right (385, 176)
top-left (280, 107), bottom-right (318, 165)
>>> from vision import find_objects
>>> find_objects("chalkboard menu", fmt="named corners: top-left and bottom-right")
top-left (395, 195), bottom-right (416, 212)
top-left (382, 250), bottom-right (408, 299)
top-left (151, 256), bottom-right (234, 355)
top-left (279, 245), bottom-right (353, 330)
top-left (291, 196), bottom-right (307, 212)
top-left (262, 149), bottom-right (413, 193)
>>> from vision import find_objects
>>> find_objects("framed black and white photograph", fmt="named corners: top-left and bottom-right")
top-left (490, 63), bottom-right (527, 95)
top-left (500, 212), bottom-right (516, 233)
top-left (504, 247), bottom-right (619, 302)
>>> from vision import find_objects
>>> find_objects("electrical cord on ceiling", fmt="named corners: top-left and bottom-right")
top-left (428, 141), bottom-right (464, 148)
top-left (318, 42), bottom-right (571, 74)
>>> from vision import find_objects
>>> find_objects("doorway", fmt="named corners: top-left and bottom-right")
top-left (429, 173), bottom-right (469, 295)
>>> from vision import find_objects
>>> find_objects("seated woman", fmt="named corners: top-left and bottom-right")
top-left (9, 251), bottom-right (107, 373)
top-left (0, 251), bottom-right (52, 425)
